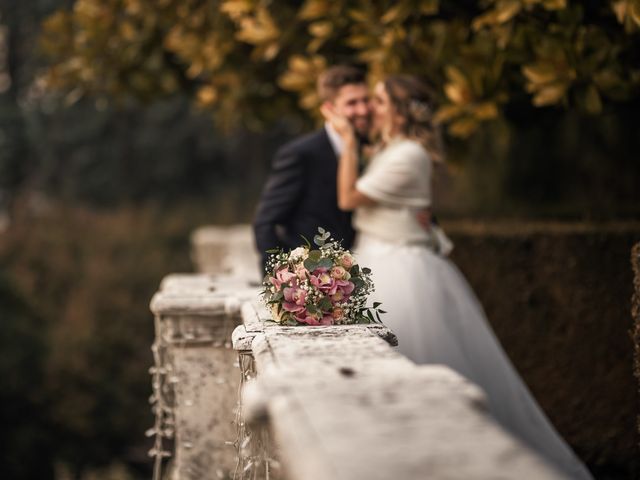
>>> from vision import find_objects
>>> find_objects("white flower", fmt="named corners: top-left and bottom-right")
top-left (289, 246), bottom-right (309, 262)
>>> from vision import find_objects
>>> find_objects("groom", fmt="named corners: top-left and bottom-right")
top-left (253, 65), bottom-right (371, 270)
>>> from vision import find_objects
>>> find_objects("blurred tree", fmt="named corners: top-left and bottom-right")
top-left (38, 0), bottom-right (640, 137)
top-left (35, 0), bottom-right (640, 217)
top-left (0, 275), bottom-right (54, 479)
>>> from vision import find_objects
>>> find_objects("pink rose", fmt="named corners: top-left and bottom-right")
top-left (331, 307), bottom-right (344, 320)
top-left (340, 253), bottom-right (355, 269)
top-left (330, 266), bottom-right (347, 280)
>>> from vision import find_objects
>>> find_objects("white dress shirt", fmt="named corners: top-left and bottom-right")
top-left (324, 122), bottom-right (344, 157)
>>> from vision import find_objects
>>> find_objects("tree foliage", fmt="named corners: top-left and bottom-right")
top-left (39, 0), bottom-right (640, 136)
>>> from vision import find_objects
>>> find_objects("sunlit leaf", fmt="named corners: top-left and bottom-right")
top-left (197, 85), bottom-right (218, 106)
top-left (630, 0), bottom-right (640, 25)
top-left (495, 1), bottom-right (521, 23)
top-left (445, 83), bottom-right (471, 104)
top-left (433, 104), bottom-right (465, 123)
top-left (532, 83), bottom-right (567, 106)
top-left (347, 35), bottom-right (373, 49)
top-left (348, 8), bottom-right (371, 23)
top-left (299, 0), bottom-right (331, 20)
top-left (522, 64), bottom-right (558, 85)
top-left (449, 117), bottom-right (479, 138)
top-left (540, 0), bottom-right (567, 10)
top-left (473, 102), bottom-right (499, 119)
top-left (445, 65), bottom-right (470, 89)
top-left (220, 0), bottom-right (254, 20)
top-left (381, 4), bottom-right (409, 24)
top-left (236, 8), bottom-right (280, 45)
top-left (308, 21), bottom-right (333, 38)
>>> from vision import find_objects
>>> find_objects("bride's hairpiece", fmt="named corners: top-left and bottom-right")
top-left (408, 99), bottom-right (432, 122)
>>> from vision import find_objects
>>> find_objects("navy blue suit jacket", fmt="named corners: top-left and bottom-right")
top-left (253, 128), bottom-right (355, 271)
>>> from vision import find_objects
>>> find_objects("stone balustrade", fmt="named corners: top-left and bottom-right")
top-left (148, 224), bottom-right (568, 480)
top-left (232, 300), bottom-right (565, 480)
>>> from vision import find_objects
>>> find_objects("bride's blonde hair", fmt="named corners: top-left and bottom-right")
top-left (383, 75), bottom-right (444, 163)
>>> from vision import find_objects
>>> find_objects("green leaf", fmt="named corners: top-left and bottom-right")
top-left (365, 310), bottom-right (375, 323)
top-left (361, 267), bottom-right (371, 274)
top-left (308, 250), bottom-right (322, 261)
top-left (299, 234), bottom-right (312, 248)
top-left (318, 297), bottom-right (332, 311)
top-left (373, 302), bottom-right (382, 308)
top-left (317, 257), bottom-right (333, 269)
top-left (304, 258), bottom-right (318, 271)
top-left (350, 264), bottom-right (360, 276)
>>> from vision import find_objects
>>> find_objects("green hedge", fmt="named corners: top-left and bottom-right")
top-left (446, 222), bottom-right (640, 478)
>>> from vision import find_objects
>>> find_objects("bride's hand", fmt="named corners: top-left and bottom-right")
top-left (320, 103), bottom-right (356, 145)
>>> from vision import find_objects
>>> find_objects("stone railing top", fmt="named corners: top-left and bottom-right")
top-left (233, 300), bottom-right (565, 480)
top-left (150, 273), bottom-right (259, 316)
top-left (232, 300), bottom-right (399, 351)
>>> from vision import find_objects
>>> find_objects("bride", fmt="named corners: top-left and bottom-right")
top-left (321, 74), bottom-right (593, 479)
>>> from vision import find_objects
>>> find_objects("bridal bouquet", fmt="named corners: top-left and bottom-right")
top-left (261, 228), bottom-right (384, 326)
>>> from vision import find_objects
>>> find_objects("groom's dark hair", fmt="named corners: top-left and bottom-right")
top-left (317, 65), bottom-right (366, 103)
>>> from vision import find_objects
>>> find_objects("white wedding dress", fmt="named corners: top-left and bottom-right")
top-left (352, 138), bottom-right (593, 479)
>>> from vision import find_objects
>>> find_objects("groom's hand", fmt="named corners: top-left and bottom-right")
top-left (416, 208), bottom-right (432, 231)
top-left (321, 102), bottom-right (355, 144)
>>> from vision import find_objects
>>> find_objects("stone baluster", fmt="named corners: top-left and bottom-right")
top-left (149, 273), bottom-right (259, 480)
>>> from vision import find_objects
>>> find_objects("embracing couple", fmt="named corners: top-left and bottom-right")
top-left (253, 65), bottom-right (592, 479)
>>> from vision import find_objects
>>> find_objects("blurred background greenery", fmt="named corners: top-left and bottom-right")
top-left (1, 1), bottom-right (639, 479)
